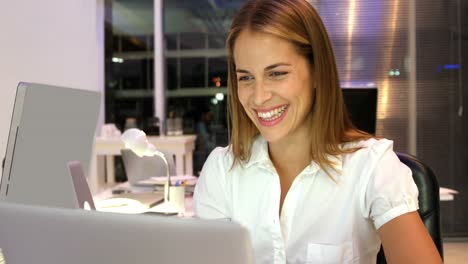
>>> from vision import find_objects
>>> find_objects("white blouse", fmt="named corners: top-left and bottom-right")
top-left (193, 136), bottom-right (419, 264)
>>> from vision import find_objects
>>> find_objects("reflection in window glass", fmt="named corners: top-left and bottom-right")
top-left (208, 57), bottom-right (228, 87)
top-left (113, 35), bottom-right (153, 52)
top-left (180, 32), bottom-right (206, 50)
top-left (208, 34), bottom-right (227, 49)
top-left (114, 59), bottom-right (153, 90)
top-left (106, 0), bottom-right (155, 131)
top-left (166, 58), bottom-right (178, 90)
top-left (165, 0), bottom-right (241, 174)
top-left (165, 34), bottom-right (178, 50)
top-left (180, 58), bottom-right (206, 88)
top-left (167, 96), bottom-right (228, 174)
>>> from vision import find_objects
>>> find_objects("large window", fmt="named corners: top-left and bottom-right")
top-left (105, 0), bottom-right (155, 131)
top-left (104, 0), bottom-right (238, 175)
top-left (164, 1), bottom-right (239, 173)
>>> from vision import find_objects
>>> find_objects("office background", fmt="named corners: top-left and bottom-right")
top-left (0, 0), bottom-right (467, 238)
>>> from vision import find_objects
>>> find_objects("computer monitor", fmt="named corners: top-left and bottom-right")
top-left (0, 82), bottom-right (100, 208)
top-left (342, 88), bottom-right (378, 135)
top-left (0, 202), bottom-right (254, 264)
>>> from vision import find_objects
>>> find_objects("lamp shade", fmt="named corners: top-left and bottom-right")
top-left (121, 128), bottom-right (149, 157)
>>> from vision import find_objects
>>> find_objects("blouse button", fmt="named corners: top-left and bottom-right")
top-left (404, 195), bottom-right (414, 207)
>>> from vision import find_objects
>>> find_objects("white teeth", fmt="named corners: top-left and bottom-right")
top-left (257, 105), bottom-right (288, 121)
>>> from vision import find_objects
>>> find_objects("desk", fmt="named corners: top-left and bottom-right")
top-left (89, 135), bottom-right (196, 194)
top-left (93, 181), bottom-right (194, 217)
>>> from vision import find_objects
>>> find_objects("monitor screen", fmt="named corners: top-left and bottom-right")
top-left (0, 82), bottom-right (100, 208)
top-left (342, 88), bottom-right (378, 135)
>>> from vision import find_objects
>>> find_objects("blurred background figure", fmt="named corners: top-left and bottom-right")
top-left (194, 106), bottom-right (216, 175)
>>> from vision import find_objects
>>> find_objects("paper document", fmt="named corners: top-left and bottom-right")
top-left (95, 198), bottom-right (148, 214)
top-left (440, 187), bottom-right (459, 201)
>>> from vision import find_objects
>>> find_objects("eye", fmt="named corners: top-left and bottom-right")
top-left (269, 71), bottom-right (289, 78)
top-left (238, 75), bottom-right (254, 82)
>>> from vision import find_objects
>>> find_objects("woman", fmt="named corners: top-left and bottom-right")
top-left (193, 0), bottom-right (442, 263)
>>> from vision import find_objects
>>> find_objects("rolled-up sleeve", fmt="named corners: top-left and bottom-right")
top-left (361, 141), bottom-right (420, 230)
top-left (193, 147), bottom-right (231, 219)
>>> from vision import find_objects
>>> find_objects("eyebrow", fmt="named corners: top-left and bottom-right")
top-left (236, 63), bottom-right (292, 74)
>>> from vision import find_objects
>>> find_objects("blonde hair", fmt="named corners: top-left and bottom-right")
top-left (226, 0), bottom-right (371, 173)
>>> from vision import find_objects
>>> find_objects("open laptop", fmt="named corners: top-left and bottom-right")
top-left (67, 160), bottom-right (96, 210)
top-left (0, 82), bottom-right (100, 208)
top-left (121, 148), bottom-right (176, 186)
top-left (0, 202), bottom-right (254, 264)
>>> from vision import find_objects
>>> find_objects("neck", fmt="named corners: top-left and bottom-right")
top-left (268, 120), bottom-right (312, 181)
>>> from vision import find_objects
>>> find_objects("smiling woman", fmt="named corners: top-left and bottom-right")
top-left (225, 0), bottom-right (370, 177)
top-left (193, 0), bottom-right (442, 263)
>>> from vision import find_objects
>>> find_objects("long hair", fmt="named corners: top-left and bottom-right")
top-left (226, 0), bottom-right (371, 174)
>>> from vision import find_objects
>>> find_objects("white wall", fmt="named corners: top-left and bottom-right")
top-left (0, 0), bottom-right (104, 178)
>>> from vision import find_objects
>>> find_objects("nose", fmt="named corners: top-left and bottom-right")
top-left (252, 81), bottom-right (272, 106)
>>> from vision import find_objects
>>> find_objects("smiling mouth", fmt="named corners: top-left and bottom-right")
top-left (256, 105), bottom-right (289, 121)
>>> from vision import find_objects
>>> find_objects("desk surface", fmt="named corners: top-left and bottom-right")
top-left (93, 182), bottom-right (194, 217)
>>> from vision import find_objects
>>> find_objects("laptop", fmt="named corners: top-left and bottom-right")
top-left (121, 148), bottom-right (176, 186)
top-left (67, 160), bottom-right (164, 213)
top-left (0, 82), bottom-right (100, 208)
top-left (0, 202), bottom-right (254, 264)
top-left (67, 160), bottom-right (96, 210)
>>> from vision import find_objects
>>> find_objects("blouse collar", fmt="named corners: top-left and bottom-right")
top-left (244, 136), bottom-right (343, 179)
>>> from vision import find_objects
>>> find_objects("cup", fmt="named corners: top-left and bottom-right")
top-left (101, 123), bottom-right (121, 138)
top-left (166, 118), bottom-right (175, 136)
top-left (124, 117), bottom-right (137, 131)
top-left (169, 186), bottom-right (185, 215)
top-left (174, 117), bottom-right (183, 135)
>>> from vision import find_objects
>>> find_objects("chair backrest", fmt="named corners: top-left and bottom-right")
top-left (120, 149), bottom-right (176, 185)
top-left (376, 152), bottom-right (443, 263)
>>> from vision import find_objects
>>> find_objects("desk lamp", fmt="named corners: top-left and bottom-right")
top-left (121, 128), bottom-right (179, 215)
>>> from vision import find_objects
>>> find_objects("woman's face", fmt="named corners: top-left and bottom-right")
top-left (234, 30), bottom-right (314, 144)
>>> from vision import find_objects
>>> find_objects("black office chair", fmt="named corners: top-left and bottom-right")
top-left (376, 152), bottom-right (444, 263)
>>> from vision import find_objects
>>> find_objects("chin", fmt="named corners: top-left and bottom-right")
top-left (257, 129), bottom-right (286, 143)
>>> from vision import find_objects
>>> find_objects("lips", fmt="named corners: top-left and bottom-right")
top-left (255, 105), bottom-right (289, 127)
